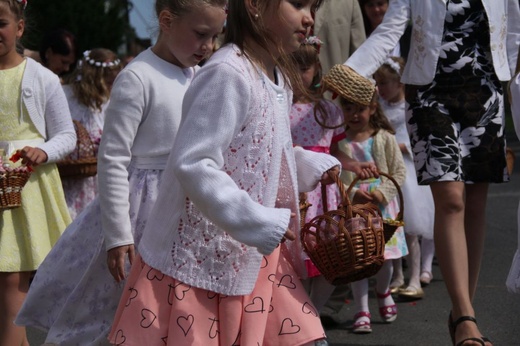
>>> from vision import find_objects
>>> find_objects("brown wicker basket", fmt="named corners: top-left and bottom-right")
top-left (322, 64), bottom-right (376, 106)
top-left (57, 120), bottom-right (97, 178)
top-left (346, 172), bottom-right (404, 243)
top-left (301, 172), bottom-right (385, 286)
top-left (0, 170), bottom-right (32, 210)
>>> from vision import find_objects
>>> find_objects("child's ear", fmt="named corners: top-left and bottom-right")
top-left (158, 9), bottom-right (174, 30)
top-left (16, 19), bottom-right (24, 40)
top-left (244, 0), bottom-right (260, 18)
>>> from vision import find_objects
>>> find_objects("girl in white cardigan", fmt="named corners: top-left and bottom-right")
top-left (0, 0), bottom-right (76, 344)
top-left (108, 0), bottom-right (340, 345)
top-left (15, 0), bottom-right (227, 345)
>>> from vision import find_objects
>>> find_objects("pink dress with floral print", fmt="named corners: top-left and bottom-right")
top-left (289, 100), bottom-right (345, 277)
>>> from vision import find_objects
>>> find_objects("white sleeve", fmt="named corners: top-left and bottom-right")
top-left (98, 70), bottom-right (145, 250)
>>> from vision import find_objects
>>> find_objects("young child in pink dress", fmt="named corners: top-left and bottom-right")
top-left (289, 38), bottom-right (345, 314)
top-left (108, 1), bottom-right (342, 345)
top-left (61, 48), bottom-right (122, 219)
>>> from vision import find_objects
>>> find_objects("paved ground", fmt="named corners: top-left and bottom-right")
top-left (27, 136), bottom-right (520, 346)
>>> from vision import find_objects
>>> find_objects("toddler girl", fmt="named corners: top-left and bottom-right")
top-left (336, 90), bottom-right (407, 334)
top-left (374, 57), bottom-right (435, 300)
top-left (15, 0), bottom-right (227, 344)
top-left (0, 0), bottom-right (76, 344)
top-left (108, 1), bottom-right (340, 345)
top-left (61, 48), bottom-right (122, 219)
top-left (289, 37), bottom-right (346, 312)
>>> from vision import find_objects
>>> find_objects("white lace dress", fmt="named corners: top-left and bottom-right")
top-left (60, 85), bottom-right (106, 219)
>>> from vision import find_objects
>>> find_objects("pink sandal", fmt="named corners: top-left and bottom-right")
top-left (352, 311), bottom-right (372, 334)
top-left (376, 290), bottom-right (398, 323)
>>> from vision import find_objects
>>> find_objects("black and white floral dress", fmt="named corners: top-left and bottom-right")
top-left (405, 0), bottom-right (508, 185)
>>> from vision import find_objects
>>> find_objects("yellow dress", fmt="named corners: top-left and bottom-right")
top-left (0, 60), bottom-right (71, 272)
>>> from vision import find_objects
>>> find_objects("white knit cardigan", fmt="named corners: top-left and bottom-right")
top-left (139, 45), bottom-right (340, 296)
top-left (21, 58), bottom-right (76, 162)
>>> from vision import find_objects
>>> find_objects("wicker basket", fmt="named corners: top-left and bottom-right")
top-left (301, 172), bottom-right (385, 286)
top-left (322, 64), bottom-right (376, 106)
top-left (0, 170), bottom-right (32, 210)
top-left (57, 120), bottom-right (97, 178)
top-left (346, 172), bottom-right (404, 243)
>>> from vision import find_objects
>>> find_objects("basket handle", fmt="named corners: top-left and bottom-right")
top-left (320, 170), bottom-right (353, 219)
top-left (345, 172), bottom-right (404, 223)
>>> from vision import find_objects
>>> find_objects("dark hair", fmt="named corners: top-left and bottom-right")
top-left (39, 28), bottom-right (77, 64)
top-left (358, 0), bottom-right (389, 36)
top-left (339, 94), bottom-right (395, 135)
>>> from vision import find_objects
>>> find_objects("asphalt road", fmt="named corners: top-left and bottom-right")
top-left (27, 137), bottom-right (520, 346)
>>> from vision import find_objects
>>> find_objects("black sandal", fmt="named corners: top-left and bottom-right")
top-left (451, 315), bottom-right (486, 346)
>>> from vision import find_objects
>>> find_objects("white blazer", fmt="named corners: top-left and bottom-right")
top-left (345, 0), bottom-right (520, 84)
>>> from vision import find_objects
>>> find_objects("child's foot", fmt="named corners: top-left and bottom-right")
top-left (376, 290), bottom-right (397, 323)
top-left (352, 311), bottom-right (372, 334)
top-left (389, 278), bottom-right (405, 294)
top-left (398, 285), bottom-right (424, 300)
top-left (420, 271), bottom-right (433, 286)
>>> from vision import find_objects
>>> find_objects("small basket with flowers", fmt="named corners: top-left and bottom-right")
top-left (0, 150), bottom-right (33, 210)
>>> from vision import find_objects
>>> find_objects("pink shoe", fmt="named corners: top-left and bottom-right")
top-left (352, 311), bottom-right (372, 334)
top-left (376, 290), bottom-right (397, 323)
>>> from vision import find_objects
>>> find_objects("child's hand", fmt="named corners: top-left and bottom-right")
top-left (344, 161), bottom-right (379, 180)
top-left (353, 189), bottom-right (373, 204)
top-left (320, 165), bottom-right (340, 185)
top-left (107, 244), bottom-right (135, 283)
top-left (16, 147), bottom-right (48, 166)
top-left (370, 190), bottom-right (385, 204)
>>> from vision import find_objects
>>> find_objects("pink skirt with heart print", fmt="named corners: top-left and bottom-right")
top-left (108, 247), bottom-right (325, 346)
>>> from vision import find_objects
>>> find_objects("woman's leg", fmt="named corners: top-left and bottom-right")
top-left (0, 271), bottom-right (31, 346)
top-left (464, 183), bottom-right (489, 300)
top-left (430, 181), bottom-right (485, 344)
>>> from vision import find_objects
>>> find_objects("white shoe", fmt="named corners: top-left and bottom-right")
top-left (420, 271), bottom-right (433, 286)
top-left (315, 339), bottom-right (329, 346)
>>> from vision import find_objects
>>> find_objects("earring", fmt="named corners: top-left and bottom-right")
top-left (254, 13), bottom-right (259, 20)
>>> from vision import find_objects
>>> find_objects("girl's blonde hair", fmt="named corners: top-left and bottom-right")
top-left (224, 0), bottom-right (323, 95)
top-left (66, 48), bottom-right (122, 111)
top-left (339, 94), bottom-right (395, 135)
top-left (374, 56), bottom-right (405, 82)
top-left (155, 0), bottom-right (227, 18)
top-left (0, 0), bottom-right (25, 20)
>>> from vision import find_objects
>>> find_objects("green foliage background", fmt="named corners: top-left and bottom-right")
top-left (21, 0), bottom-right (133, 54)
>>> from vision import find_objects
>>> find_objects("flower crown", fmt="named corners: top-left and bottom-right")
top-left (383, 58), bottom-right (402, 76)
top-left (80, 50), bottom-right (121, 68)
top-left (16, 0), bottom-right (27, 9)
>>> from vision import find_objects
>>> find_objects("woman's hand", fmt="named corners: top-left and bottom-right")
top-left (16, 146), bottom-right (48, 166)
top-left (107, 244), bottom-right (135, 283)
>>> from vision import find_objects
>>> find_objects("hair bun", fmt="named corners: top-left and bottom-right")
top-left (323, 64), bottom-right (375, 106)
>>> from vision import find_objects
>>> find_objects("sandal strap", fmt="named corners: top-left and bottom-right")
top-left (354, 311), bottom-right (371, 319)
top-left (456, 337), bottom-right (485, 346)
top-left (375, 290), bottom-right (391, 299)
top-left (452, 315), bottom-right (477, 332)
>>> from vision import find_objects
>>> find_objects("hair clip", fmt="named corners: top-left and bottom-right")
top-left (82, 50), bottom-right (121, 68)
top-left (16, 0), bottom-right (27, 9)
top-left (383, 58), bottom-right (401, 76)
top-left (304, 36), bottom-right (324, 47)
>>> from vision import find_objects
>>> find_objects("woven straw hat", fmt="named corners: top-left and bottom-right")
top-left (323, 64), bottom-right (375, 106)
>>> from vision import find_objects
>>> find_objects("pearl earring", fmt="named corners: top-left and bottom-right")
top-left (254, 13), bottom-right (259, 20)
